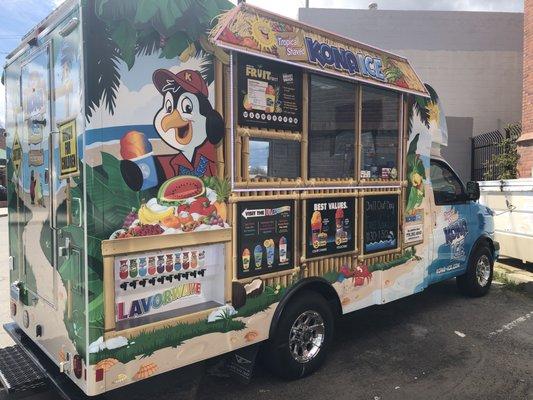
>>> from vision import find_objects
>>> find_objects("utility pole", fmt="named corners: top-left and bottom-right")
top-left (305, 0), bottom-right (309, 7)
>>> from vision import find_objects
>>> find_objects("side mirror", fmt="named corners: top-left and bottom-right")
top-left (466, 181), bottom-right (480, 201)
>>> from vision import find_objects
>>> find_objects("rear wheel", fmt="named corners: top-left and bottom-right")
top-left (457, 245), bottom-right (493, 297)
top-left (264, 291), bottom-right (334, 379)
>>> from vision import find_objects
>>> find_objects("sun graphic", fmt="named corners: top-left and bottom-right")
top-left (426, 100), bottom-right (440, 124)
top-left (250, 17), bottom-right (277, 52)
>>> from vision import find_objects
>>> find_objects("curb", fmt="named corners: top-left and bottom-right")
top-left (494, 262), bottom-right (533, 294)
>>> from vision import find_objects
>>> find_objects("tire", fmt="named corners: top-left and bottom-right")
top-left (457, 245), bottom-right (493, 297)
top-left (264, 291), bottom-right (334, 380)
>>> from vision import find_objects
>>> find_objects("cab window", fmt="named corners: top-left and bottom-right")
top-left (430, 160), bottom-right (467, 205)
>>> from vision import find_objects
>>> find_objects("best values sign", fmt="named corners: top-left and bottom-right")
top-left (306, 197), bottom-right (356, 259)
top-left (237, 200), bottom-right (294, 279)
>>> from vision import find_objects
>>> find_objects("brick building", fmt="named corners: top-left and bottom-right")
top-left (518, 0), bottom-right (533, 177)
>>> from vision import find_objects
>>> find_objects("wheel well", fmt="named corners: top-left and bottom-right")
top-left (268, 277), bottom-right (341, 339)
top-left (470, 235), bottom-right (495, 261)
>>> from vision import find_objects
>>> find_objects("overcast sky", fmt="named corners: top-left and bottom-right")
top-left (0, 0), bottom-right (525, 126)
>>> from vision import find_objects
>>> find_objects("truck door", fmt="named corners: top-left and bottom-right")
top-left (20, 45), bottom-right (56, 306)
top-left (429, 159), bottom-right (474, 283)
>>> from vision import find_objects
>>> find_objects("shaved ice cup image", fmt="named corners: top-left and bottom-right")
top-left (279, 236), bottom-right (287, 263)
top-left (264, 239), bottom-right (275, 267)
top-left (242, 248), bottom-right (250, 271)
top-left (254, 245), bottom-right (263, 269)
top-left (120, 131), bottom-right (158, 190)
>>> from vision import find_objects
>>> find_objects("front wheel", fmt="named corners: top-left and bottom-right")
top-left (264, 291), bottom-right (334, 380)
top-left (457, 245), bottom-right (493, 297)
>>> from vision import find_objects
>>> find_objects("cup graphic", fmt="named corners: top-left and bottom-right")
top-left (138, 257), bottom-right (147, 277)
top-left (198, 250), bottom-right (206, 269)
top-left (156, 255), bottom-right (165, 274)
top-left (242, 248), bottom-right (250, 271)
top-left (119, 260), bottom-right (129, 280)
top-left (148, 256), bottom-right (156, 275)
top-left (279, 236), bottom-right (288, 263)
top-left (264, 239), bottom-right (275, 267)
top-left (174, 252), bottom-right (182, 271)
top-left (129, 258), bottom-right (138, 278)
top-left (254, 245), bottom-right (263, 269)
top-left (165, 254), bottom-right (174, 273)
top-left (183, 252), bottom-right (190, 269)
top-left (191, 251), bottom-right (198, 269)
top-left (311, 211), bottom-right (322, 245)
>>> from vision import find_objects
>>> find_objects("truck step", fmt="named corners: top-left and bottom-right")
top-left (0, 345), bottom-right (48, 396)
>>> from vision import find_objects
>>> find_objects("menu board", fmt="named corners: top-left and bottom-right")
top-left (237, 200), bottom-right (294, 279)
top-left (363, 194), bottom-right (399, 254)
top-left (306, 197), bottom-right (356, 259)
top-left (237, 53), bottom-right (302, 131)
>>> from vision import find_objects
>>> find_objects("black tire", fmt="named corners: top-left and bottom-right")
top-left (264, 291), bottom-right (334, 380)
top-left (457, 245), bottom-right (493, 297)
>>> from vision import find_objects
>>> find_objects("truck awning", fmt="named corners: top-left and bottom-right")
top-left (210, 3), bottom-right (429, 98)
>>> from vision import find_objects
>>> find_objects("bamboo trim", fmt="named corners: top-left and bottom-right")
top-left (299, 191), bottom-right (358, 199)
top-left (304, 178), bottom-right (357, 187)
top-left (103, 256), bottom-right (115, 332)
top-left (301, 72), bottom-right (309, 182)
top-left (215, 59), bottom-right (225, 180)
top-left (224, 64), bottom-right (232, 182)
top-left (242, 135), bottom-right (250, 181)
top-left (104, 307), bottom-right (217, 340)
top-left (229, 193), bottom-right (299, 202)
top-left (358, 247), bottom-right (402, 260)
top-left (358, 180), bottom-right (403, 186)
top-left (359, 190), bottom-right (401, 196)
top-left (355, 85), bottom-right (362, 182)
top-left (237, 126), bottom-right (302, 141)
top-left (101, 229), bottom-right (232, 256)
top-left (234, 267), bottom-right (298, 283)
top-left (234, 180), bottom-right (302, 189)
top-left (232, 202), bottom-right (238, 281)
top-left (301, 249), bottom-right (359, 264)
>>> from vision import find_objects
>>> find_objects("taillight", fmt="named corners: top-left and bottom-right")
top-left (10, 301), bottom-right (16, 316)
top-left (73, 355), bottom-right (83, 379)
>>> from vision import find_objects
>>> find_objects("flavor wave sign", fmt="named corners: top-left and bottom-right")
top-left (212, 3), bottom-right (428, 97)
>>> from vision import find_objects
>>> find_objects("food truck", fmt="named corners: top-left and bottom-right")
top-left (2, 0), bottom-right (498, 397)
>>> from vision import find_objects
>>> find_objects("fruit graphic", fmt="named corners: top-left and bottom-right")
top-left (157, 176), bottom-right (205, 205)
top-left (138, 202), bottom-right (173, 225)
top-left (161, 214), bottom-right (181, 229)
top-left (189, 197), bottom-right (217, 216)
top-left (243, 94), bottom-right (253, 111)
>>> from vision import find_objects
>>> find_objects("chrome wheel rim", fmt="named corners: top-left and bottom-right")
top-left (476, 255), bottom-right (491, 287)
top-left (289, 310), bottom-right (325, 363)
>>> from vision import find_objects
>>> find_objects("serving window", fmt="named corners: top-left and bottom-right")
top-left (360, 86), bottom-right (401, 181)
top-left (308, 75), bottom-right (356, 179)
top-left (232, 53), bottom-right (403, 187)
top-left (248, 138), bottom-right (300, 179)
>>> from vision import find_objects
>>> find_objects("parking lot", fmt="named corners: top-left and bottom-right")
top-left (0, 218), bottom-right (532, 400)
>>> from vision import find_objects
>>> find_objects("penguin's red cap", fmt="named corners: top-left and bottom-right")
top-left (152, 69), bottom-right (208, 98)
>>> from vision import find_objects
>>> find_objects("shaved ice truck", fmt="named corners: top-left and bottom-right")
top-left (2, 0), bottom-right (498, 397)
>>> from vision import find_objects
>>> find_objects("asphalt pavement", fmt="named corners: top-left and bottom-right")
top-left (0, 217), bottom-right (531, 399)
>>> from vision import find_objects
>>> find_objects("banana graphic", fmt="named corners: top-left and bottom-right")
top-left (138, 204), bottom-right (174, 225)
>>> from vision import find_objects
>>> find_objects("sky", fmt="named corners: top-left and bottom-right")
top-left (0, 0), bottom-right (525, 127)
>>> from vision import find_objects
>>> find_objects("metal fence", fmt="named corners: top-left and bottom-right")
top-left (471, 124), bottom-right (521, 181)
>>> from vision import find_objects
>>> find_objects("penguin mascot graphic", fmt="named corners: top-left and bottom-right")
top-left (121, 69), bottom-right (224, 191)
